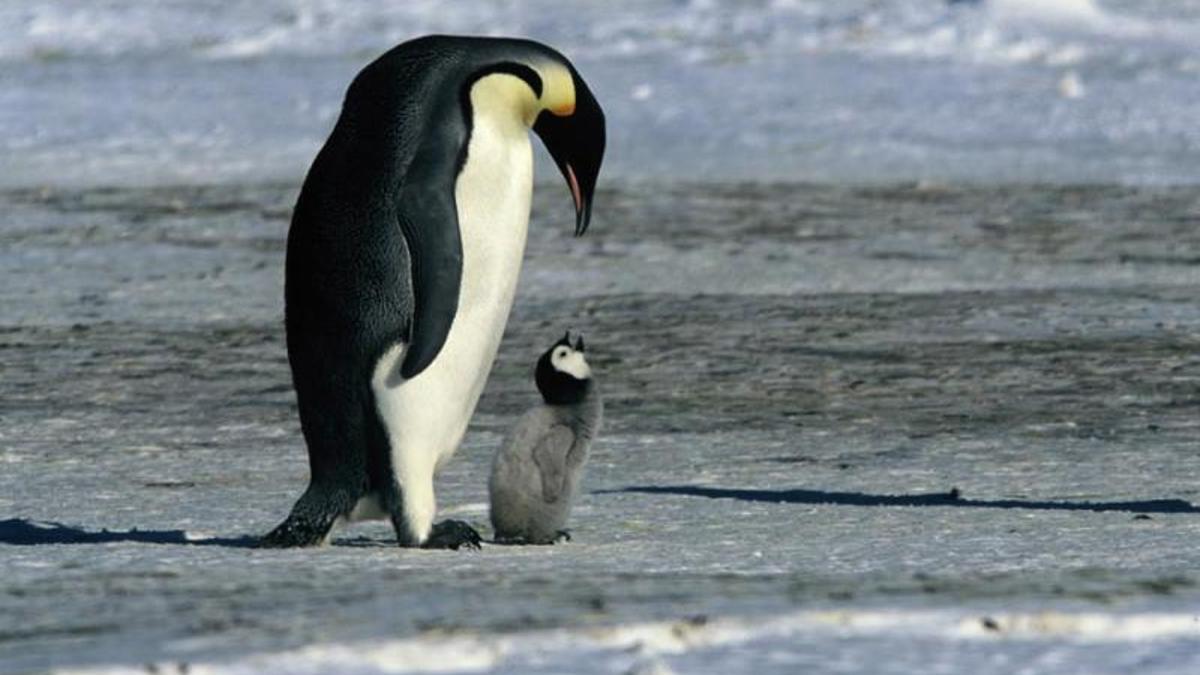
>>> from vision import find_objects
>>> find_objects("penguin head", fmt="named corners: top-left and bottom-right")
top-left (475, 45), bottom-right (606, 237)
top-left (535, 331), bottom-right (592, 405)
top-left (353, 36), bottom-right (605, 237)
top-left (529, 62), bottom-right (605, 237)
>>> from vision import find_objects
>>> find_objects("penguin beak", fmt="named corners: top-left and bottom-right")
top-left (533, 71), bottom-right (605, 237)
top-left (574, 335), bottom-right (585, 353)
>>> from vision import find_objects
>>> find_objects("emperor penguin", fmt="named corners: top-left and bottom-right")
top-left (261, 36), bottom-right (606, 549)
top-left (489, 332), bottom-right (602, 544)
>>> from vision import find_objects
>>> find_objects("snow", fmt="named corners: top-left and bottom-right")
top-left (3, 1), bottom-right (1200, 187)
top-left (3, 2), bottom-right (1200, 673)
top-left (53, 610), bottom-right (1200, 675)
top-left (3, 182), bottom-right (1200, 673)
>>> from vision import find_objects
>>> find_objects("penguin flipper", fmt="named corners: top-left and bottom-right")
top-left (532, 425), bottom-right (578, 504)
top-left (396, 165), bottom-right (463, 380)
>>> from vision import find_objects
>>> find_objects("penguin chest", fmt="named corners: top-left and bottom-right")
top-left (453, 115), bottom-right (535, 362)
top-left (373, 116), bottom-right (534, 475)
top-left (431, 116), bottom-right (535, 443)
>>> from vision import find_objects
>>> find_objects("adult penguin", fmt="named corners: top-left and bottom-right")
top-left (261, 35), bottom-right (605, 549)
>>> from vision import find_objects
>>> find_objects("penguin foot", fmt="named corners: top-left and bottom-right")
top-left (258, 517), bottom-right (331, 548)
top-left (421, 520), bottom-right (482, 550)
top-left (261, 483), bottom-right (354, 548)
top-left (554, 529), bottom-right (572, 543)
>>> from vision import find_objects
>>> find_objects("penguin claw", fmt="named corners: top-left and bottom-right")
top-left (421, 519), bottom-right (482, 551)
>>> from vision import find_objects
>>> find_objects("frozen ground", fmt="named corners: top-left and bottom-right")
top-left (2, 182), bottom-right (1200, 673)
top-left (4, 0), bottom-right (1200, 672)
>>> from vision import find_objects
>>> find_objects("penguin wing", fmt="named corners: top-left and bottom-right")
top-left (532, 425), bottom-right (578, 504)
top-left (395, 177), bottom-right (462, 379)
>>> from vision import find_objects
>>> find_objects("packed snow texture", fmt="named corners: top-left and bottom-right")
top-left (4, 1), bottom-right (1200, 673)
top-left (3, 183), bottom-right (1200, 673)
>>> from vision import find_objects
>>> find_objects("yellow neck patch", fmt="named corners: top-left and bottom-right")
top-left (536, 62), bottom-right (577, 119)
top-left (467, 61), bottom-right (577, 128)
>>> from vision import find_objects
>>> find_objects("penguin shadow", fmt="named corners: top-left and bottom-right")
top-left (0, 518), bottom-right (260, 548)
top-left (0, 519), bottom-right (481, 549)
top-left (600, 486), bottom-right (1200, 515)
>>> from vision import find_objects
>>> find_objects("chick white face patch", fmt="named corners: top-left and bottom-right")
top-left (552, 347), bottom-right (591, 380)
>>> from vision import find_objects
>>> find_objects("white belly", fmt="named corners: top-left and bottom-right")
top-left (369, 109), bottom-right (534, 526)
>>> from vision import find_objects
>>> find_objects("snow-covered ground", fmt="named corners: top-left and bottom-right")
top-left (4, 1), bottom-right (1200, 673)
top-left (3, 183), bottom-right (1200, 673)
top-left (2, 0), bottom-right (1200, 187)
top-left (53, 610), bottom-right (1200, 675)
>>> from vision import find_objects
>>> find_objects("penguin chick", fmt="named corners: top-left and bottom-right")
top-left (489, 332), bottom-right (603, 544)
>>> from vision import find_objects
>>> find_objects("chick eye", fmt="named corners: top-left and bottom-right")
top-left (555, 348), bottom-right (568, 359)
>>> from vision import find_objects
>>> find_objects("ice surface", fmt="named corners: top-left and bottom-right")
top-left (4, 2), bottom-right (1200, 671)
top-left (4, 1), bottom-right (1200, 187)
top-left (50, 610), bottom-right (1200, 675)
top-left (3, 183), bottom-right (1200, 673)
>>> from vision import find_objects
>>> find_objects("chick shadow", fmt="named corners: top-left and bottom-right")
top-left (0, 518), bottom-right (260, 547)
top-left (601, 486), bottom-right (1200, 514)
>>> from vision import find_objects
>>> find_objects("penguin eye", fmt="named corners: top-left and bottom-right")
top-left (555, 348), bottom-right (568, 359)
